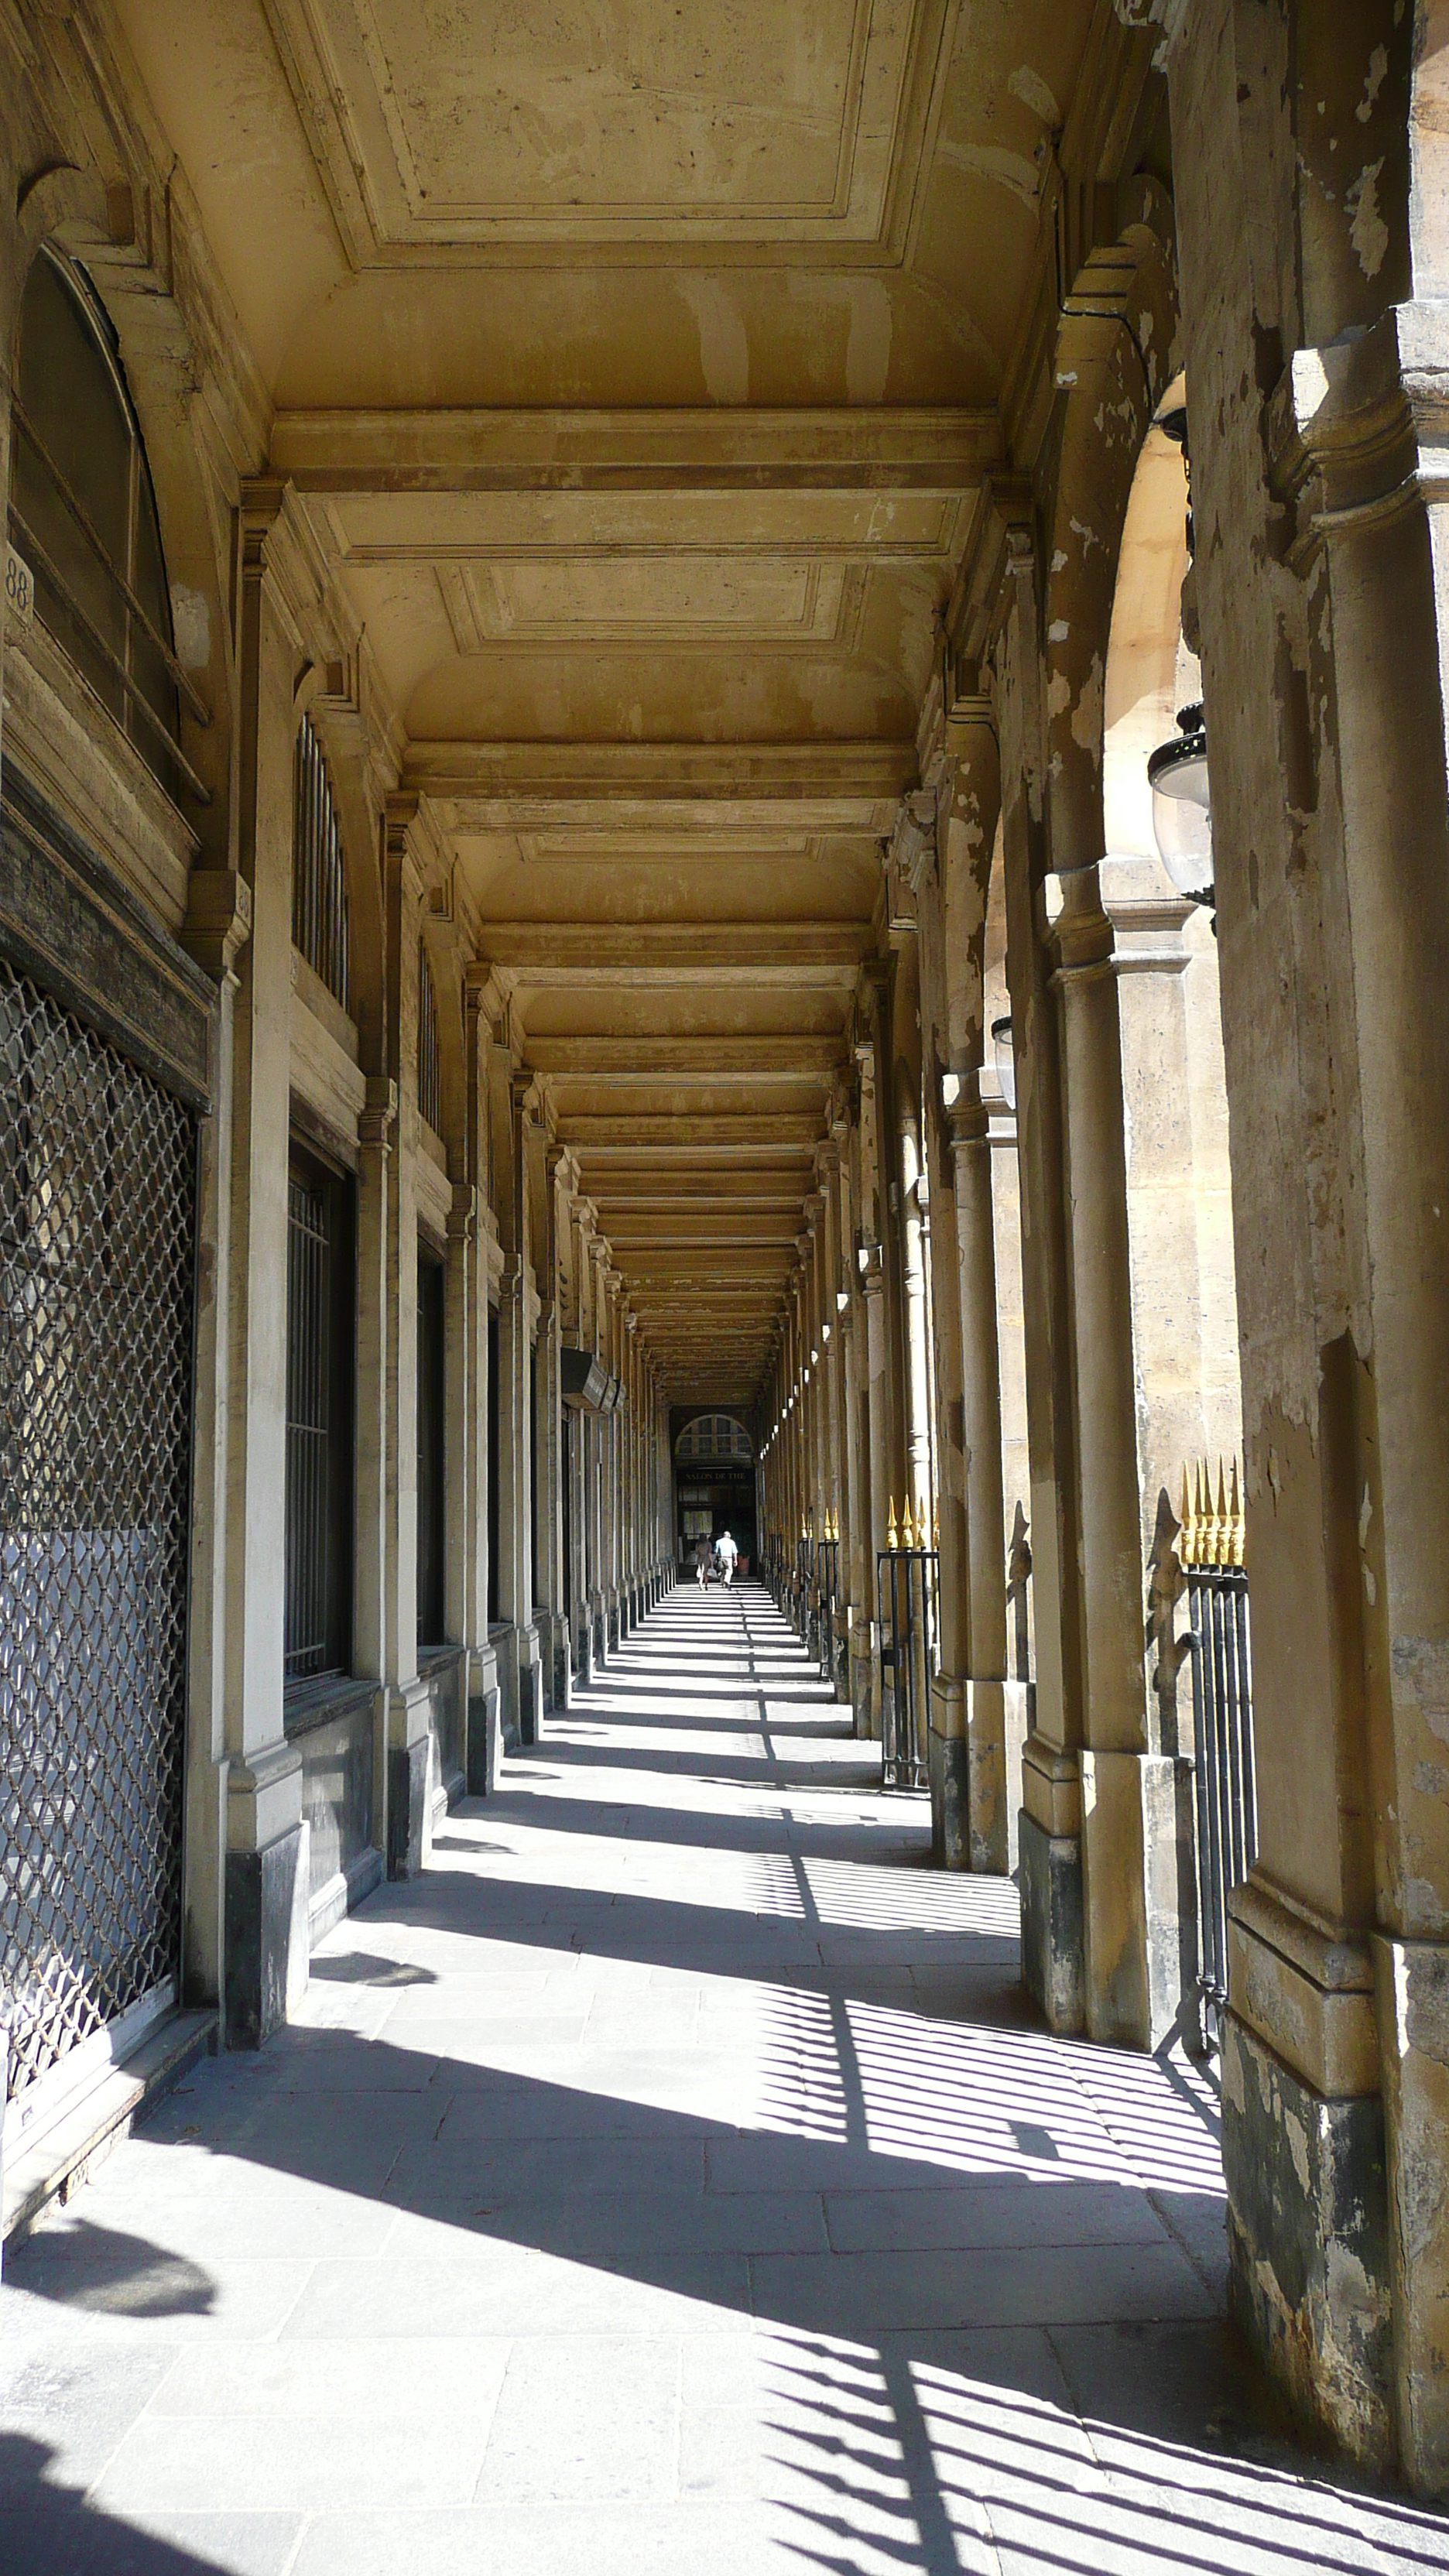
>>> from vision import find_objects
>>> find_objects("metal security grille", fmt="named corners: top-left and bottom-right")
top-left (293, 714), bottom-right (348, 1009)
top-left (418, 939), bottom-right (441, 1137)
top-left (0, 958), bottom-right (195, 2101)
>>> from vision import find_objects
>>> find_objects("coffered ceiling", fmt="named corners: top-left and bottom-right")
top-left (118, 0), bottom-right (1106, 1409)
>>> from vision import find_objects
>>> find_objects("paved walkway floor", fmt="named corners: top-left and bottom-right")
top-left (4, 1582), bottom-right (1448, 2574)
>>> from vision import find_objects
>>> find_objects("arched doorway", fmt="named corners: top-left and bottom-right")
top-left (673, 1413), bottom-right (756, 1573)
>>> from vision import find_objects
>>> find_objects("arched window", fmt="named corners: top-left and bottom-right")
top-left (674, 1413), bottom-right (753, 1464)
top-left (418, 937), bottom-right (441, 1136)
top-left (292, 713), bottom-right (349, 1010)
top-left (10, 245), bottom-right (190, 798)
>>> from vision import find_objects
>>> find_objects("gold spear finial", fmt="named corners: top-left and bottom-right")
top-left (887, 1498), bottom-right (899, 1549)
top-left (1179, 1465), bottom-right (1194, 1570)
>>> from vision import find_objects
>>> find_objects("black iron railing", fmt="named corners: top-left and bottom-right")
top-left (815, 1533), bottom-right (839, 1686)
top-left (1179, 1464), bottom-right (1257, 2052)
top-left (793, 1533), bottom-right (812, 1639)
top-left (877, 1510), bottom-right (937, 1791)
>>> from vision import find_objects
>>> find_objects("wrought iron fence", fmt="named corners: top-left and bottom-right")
top-left (814, 1530), bottom-right (839, 1686)
top-left (1179, 1462), bottom-right (1257, 2052)
top-left (793, 1533), bottom-right (812, 1639)
top-left (877, 1503), bottom-right (937, 1791)
top-left (0, 959), bottom-right (196, 2100)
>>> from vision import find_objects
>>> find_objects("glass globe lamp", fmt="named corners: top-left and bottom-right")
top-left (1148, 703), bottom-right (1214, 906)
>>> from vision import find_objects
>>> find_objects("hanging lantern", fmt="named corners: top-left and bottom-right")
top-left (991, 1016), bottom-right (1016, 1113)
top-left (1147, 702), bottom-right (1214, 906)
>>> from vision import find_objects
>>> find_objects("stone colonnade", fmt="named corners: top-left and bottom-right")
top-left (758, 2), bottom-right (1449, 2484)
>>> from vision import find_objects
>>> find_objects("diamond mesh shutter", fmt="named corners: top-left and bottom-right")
top-left (0, 957), bottom-right (195, 2101)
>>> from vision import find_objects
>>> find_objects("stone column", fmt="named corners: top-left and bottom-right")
top-left (463, 987), bottom-right (502, 1787)
top-left (906, 786), bottom-right (978, 1867)
top-left (999, 533), bottom-right (1088, 2036)
top-left (603, 1268), bottom-right (624, 1653)
top-left (948, 1090), bottom-right (1009, 1870)
top-left (819, 1141), bottom-right (849, 1700)
top-left (219, 509), bottom-right (306, 2043)
top-left (377, 808), bottom-right (432, 1879)
top-left (1162, 0), bottom-right (1449, 2481)
top-left (988, 1067), bottom-right (1031, 1871)
top-left (889, 927), bottom-right (933, 1538)
top-left (1043, 866), bottom-right (1180, 2049)
top-left (493, 1068), bottom-right (539, 1745)
top-left (840, 1104), bottom-right (875, 1732)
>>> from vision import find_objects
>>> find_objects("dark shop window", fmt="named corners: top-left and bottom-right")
top-left (284, 1141), bottom-right (355, 1684)
top-left (416, 1249), bottom-right (446, 1649)
top-left (486, 1304), bottom-right (500, 1626)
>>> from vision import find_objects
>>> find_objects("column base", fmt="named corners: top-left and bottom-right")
top-left (1003, 1678), bottom-right (1033, 1876)
top-left (387, 1735), bottom-right (430, 1879)
top-left (1080, 1745), bottom-right (1197, 2051)
top-left (387, 1677), bottom-right (433, 1879)
top-left (1225, 2009), bottom-right (1392, 2472)
top-left (965, 1677), bottom-right (1009, 1875)
top-left (850, 1624), bottom-right (875, 1740)
top-left (517, 1631), bottom-right (541, 1746)
top-left (224, 1823), bottom-right (307, 2049)
top-left (1019, 1807), bottom-right (1084, 2033)
top-left (467, 1645), bottom-right (501, 1797)
top-left (551, 1618), bottom-right (570, 1711)
top-left (927, 1690), bottom-right (970, 1872)
top-left (1376, 1932), bottom-right (1449, 2492)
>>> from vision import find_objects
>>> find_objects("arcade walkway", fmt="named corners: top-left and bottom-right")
top-left (2, 1588), bottom-right (1443, 2575)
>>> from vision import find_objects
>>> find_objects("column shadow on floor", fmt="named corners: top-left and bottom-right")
top-left (9, 1585), bottom-right (1446, 2575)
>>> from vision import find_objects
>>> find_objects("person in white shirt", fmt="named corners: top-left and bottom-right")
top-left (715, 1528), bottom-right (738, 1588)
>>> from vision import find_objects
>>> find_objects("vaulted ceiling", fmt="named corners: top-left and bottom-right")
top-left (119, 0), bottom-right (1108, 1410)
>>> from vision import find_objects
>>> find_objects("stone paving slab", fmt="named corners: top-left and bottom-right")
top-left (4, 1582), bottom-right (1448, 2574)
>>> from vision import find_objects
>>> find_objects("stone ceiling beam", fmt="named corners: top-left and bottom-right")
top-left (405, 738), bottom-right (916, 820)
top-left (470, 923), bottom-right (871, 981)
top-left (564, 1117), bottom-right (820, 1148)
top-left (271, 406), bottom-right (1002, 493)
top-left (529, 1035), bottom-right (844, 1078)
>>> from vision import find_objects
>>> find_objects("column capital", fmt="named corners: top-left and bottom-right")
top-left (360, 1073), bottom-right (398, 1149)
top-left (1041, 867), bottom-right (1115, 980)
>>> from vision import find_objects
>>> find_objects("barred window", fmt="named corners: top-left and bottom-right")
top-left (11, 245), bottom-right (197, 803)
top-left (418, 937), bottom-right (441, 1136)
top-left (292, 714), bottom-right (349, 1010)
top-left (674, 1413), bottom-right (752, 1464)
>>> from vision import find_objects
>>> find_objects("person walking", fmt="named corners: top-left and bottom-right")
top-left (716, 1527), bottom-right (738, 1590)
top-left (694, 1533), bottom-right (711, 1588)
